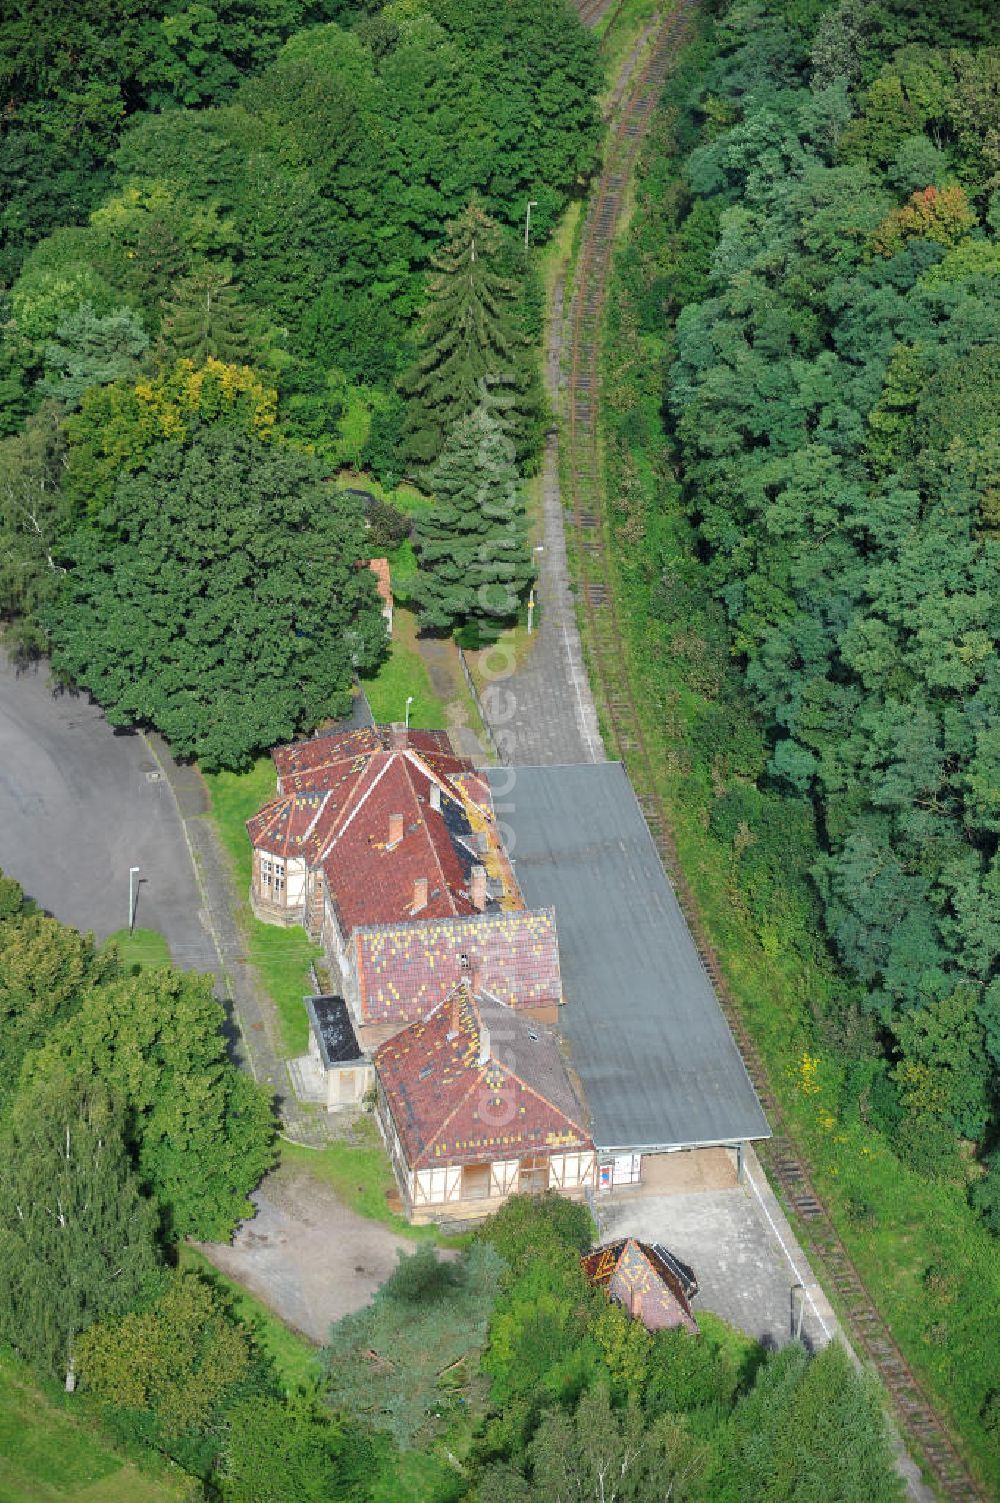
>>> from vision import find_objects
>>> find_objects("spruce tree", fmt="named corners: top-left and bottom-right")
top-left (0, 1075), bottom-right (161, 1384)
top-left (412, 405), bottom-right (532, 637)
top-left (158, 266), bottom-right (253, 365)
top-left (400, 203), bottom-right (542, 468)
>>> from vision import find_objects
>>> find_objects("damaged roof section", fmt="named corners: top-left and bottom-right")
top-left (354, 908), bottom-right (562, 1023)
top-left (375, 985), bottom-right (591, 1169)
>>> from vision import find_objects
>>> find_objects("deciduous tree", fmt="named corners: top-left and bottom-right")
top-left (25, 964), bottom-right (276, 1240)
top-left (48, 423), bottom-right (386, 769)
top-left (0, 1076), bottom-right (160, 1383)
top-left (78, 1271), bottom-right (250, 1435)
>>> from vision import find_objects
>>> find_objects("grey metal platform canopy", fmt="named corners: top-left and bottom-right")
top-left (486, 762), bottom-right (770, 1154)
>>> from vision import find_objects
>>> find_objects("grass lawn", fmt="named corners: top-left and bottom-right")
top-left (204, 756), bottom-right (279, 890)
top-left (361, 608), bottom-right (448, 731)
top-left (203, 757), bottom-right (320, 1058)
top-left (0, 1350), bottom-right (188, 1503)
top-left (370, 1448), bottom-right (466, 1503)
top-left (387, 535), bottom-right (418, 605)
top-left (99, 928), bottom-right (172, 970)
top-left (281, 1124), bottom-right (468, 1249)
top-left (536, 197), bottom-right (581, 309)
top-left (334, 469), bottom-right (433, 520)
top-left (178, 1247), bottom-right (321, 1391)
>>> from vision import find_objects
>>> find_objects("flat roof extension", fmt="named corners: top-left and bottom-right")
top-left (486, 762), bottom-right (769, 1153)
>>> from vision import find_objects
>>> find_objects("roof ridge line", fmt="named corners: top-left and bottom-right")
top-left (302, 788), bottom-right (332, 843)
top-left (316, 752), bottom-right (394, 863)
top-left (401, 754), bottom-right (455, 910)
top-left (496, 1053), bottom-right (591, 1143)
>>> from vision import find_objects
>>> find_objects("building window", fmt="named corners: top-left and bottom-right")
top-left (422, 1167), bottom-right (451, 1204)
top-left (461, 1163), bottom-right (492, 1201)
top-left (518, 1154), bottom-right (549, 1195)
top-left (260, 853), bottom-right (286, 901)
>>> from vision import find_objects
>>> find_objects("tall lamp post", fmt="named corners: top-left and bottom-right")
top-left (524, 200), bottom-right (538, 248)
top-left (128, 865), bottom-right (140, 935)
top-left (405, 695), bottom-right (414, 730)
top-left (528, 545), bottom-right (544, 634)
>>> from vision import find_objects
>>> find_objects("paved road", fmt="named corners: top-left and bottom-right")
top-left (0, 653), bottom-right (352, 1145)
top-left (486, 276), bottom-right (605, 767)
top-left (0, 653), bottom-right (216, 972)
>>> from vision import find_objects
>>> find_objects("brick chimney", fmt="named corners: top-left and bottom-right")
top-left (429, 781), bottom-right (441, 813)
top-left (471, 864), bottom-right (487, 911)
top-left (388, 811), bottom-right (404, 847)
top-left (412, 876), bottom-right (428, 913)
top-left (389, 722), bottom-right (407, 750)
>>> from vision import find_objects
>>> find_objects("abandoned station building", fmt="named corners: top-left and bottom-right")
top-left (248, 725), bottom-right (769, 1220)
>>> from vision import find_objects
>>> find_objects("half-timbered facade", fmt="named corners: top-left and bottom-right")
top-left (375, 983), bottom-right (595, 1222)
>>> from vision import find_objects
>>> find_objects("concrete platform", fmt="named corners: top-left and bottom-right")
top-left (595, 1149), bottom-right (837, 1352)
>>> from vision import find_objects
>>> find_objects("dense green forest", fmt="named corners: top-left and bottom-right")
top-left (0, 876), bottom-right (902, 1502)
top-left (1, 0), bottom-right (996, 1491)
top-left (0, 0), bottom-right (597, 759)
top-left (600, 0), bottom-right (998, 1479)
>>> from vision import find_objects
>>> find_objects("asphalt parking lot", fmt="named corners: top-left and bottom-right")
top-left (0, 653), bottom-right (216, 971)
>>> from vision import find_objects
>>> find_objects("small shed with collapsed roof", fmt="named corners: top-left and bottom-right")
top-left (582, 1239), bottom-right (698, 1334)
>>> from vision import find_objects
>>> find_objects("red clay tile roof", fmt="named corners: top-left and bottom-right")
top-left (354, 910), bottom-right (562, 1023)
top-left (247, 726), bottom-right (518, 933)
top-left (368, 557), bottom-right (393, 606)
top-left (376, 987), bottom-right (592, 1169)
top-left (581, 1239), bottom-right (698, 1334)
top-left (272, 725), bottom-right (455, 787)
top-left (245, 789), bottom-right (334, 861)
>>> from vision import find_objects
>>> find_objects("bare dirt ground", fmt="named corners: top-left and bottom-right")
top-left (197, 1166), bottom-right (414, 1343)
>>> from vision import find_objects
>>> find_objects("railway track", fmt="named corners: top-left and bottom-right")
top-left (576, 0), bottom-right (621, 28)
top-left (561, 5), bottom-right (984, 1500)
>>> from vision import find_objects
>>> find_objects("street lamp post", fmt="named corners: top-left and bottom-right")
top-left (528, 546), bottom-right (544, 634)
top-left (128, 866), bottom-right (140, 935)
top-left (404, 695), bottom-right (414, 730)
top-left (524, 200), bottom-right (538, 248)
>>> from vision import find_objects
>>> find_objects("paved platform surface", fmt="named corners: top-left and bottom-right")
top-left (478, 277), bottom-right (605, 768)
top-left (596, 1166), bottom-right (835, 1353)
